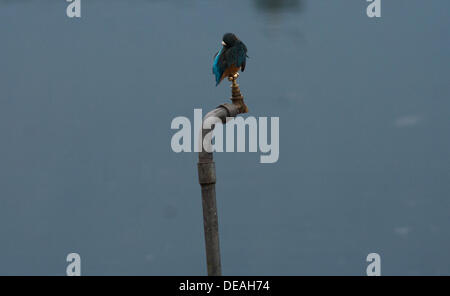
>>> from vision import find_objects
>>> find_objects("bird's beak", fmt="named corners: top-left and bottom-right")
top-left (222, 41), bottom-right (227, 46)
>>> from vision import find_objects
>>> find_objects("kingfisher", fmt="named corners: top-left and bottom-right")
top-left (212, 33), bottom-right (248, 86)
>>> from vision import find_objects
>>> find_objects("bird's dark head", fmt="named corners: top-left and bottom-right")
top-left (222, 33), bottom-right (239, 48)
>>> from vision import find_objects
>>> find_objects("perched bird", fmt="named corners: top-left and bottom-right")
top-left (212, 33), bottom-right (248, 86)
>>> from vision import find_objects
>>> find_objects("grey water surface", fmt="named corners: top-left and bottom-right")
top-left (0, 0), bottom-right (449, 275)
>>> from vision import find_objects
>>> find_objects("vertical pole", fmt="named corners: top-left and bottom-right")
top-left (198, 158), bottom-right (221, 276)
top-left (197, 74), bottom-right (247, 276)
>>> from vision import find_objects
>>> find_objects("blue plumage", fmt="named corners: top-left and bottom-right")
top-left (213, 48), bottom-right (223, 86)
top-left (212, 33), bottom-right (248, 86)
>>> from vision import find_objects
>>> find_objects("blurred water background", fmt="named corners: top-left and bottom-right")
top-left (0, 0), bottom-right (449, 275)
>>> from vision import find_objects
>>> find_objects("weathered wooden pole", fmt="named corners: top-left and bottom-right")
top-left (197, 74), bottom-right (248, 276)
